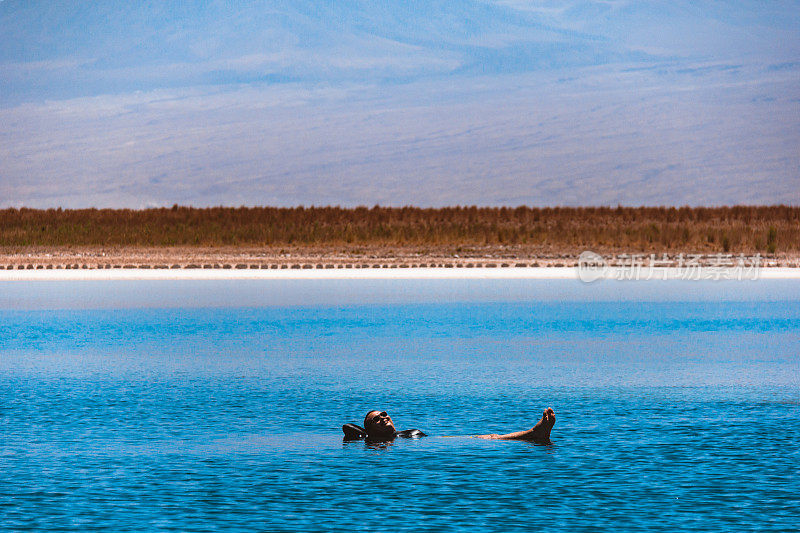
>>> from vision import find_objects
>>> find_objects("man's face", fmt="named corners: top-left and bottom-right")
top-left (365, 410), bottom-right (396, 437)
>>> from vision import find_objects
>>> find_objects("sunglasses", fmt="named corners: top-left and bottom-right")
top-left (368, 411), bottom-right (389, 424)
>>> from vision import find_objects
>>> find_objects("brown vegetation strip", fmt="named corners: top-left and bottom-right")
top-left (1, 205), bottom-right (798, 254)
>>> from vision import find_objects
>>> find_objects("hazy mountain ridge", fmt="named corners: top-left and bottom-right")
top-left (1, 1), bottom-right (797, 207)
top-left (0, 0), bottom-right (664, 103)
top-left (3, 0), bottom-right (797, 104)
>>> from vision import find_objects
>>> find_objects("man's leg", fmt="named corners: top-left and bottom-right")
top-left (475, 407), bottom-right (556, 443)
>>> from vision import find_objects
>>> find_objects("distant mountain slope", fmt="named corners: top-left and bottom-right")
top-left (0, 0), bottom-right (646, 103)
top-left (1, 1), bottom-right (797, 207)
top-left (4, 0), bottom-right (797, 104)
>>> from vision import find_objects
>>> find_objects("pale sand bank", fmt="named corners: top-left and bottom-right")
top-left (1, 267), bottom-right (799, 281)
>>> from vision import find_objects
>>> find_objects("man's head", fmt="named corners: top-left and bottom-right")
top-left (363, 410), bottom-right (396, 439)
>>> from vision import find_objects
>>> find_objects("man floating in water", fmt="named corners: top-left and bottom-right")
top-left (343, 407), bottom-right (556, 444)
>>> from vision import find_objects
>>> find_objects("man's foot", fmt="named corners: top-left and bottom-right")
top-left (529, 407), bottom-right (556, 443)
top-left (473, 407), bottom-right (556, 441)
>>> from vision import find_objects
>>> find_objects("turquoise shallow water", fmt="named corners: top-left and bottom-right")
top-left (1, 280), bottom-right (799, 531)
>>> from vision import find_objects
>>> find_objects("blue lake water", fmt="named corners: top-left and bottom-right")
top-left (1, 280), bottom-right (799, 531)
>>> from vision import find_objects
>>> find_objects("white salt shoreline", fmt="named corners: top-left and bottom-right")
top-left (1, 267), bottom-right (799, 281)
